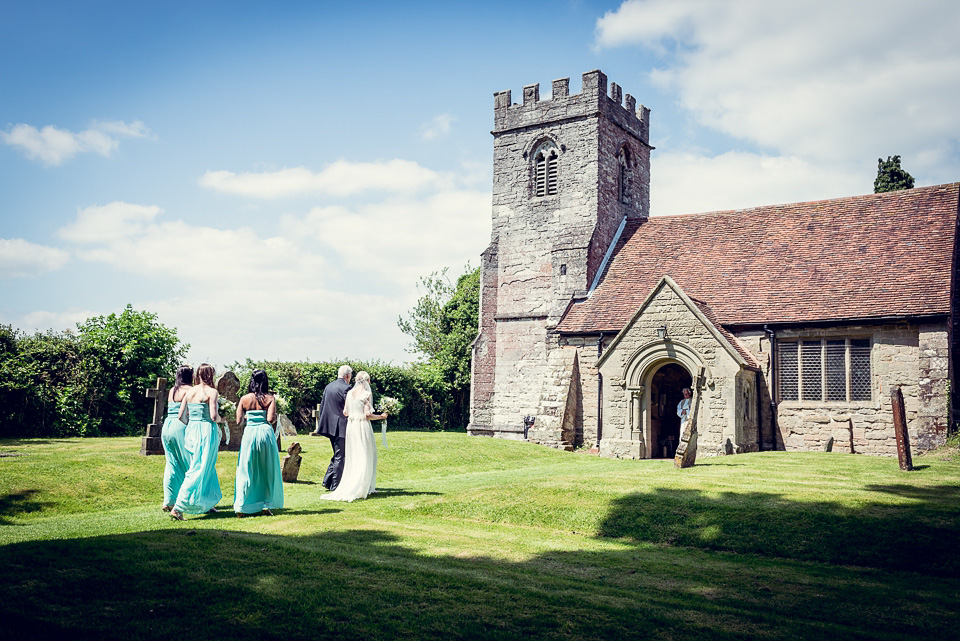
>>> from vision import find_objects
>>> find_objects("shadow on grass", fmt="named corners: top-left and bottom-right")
top-left (0, 490), bottom-right (51, 525)
top-left (0, 522), bottom-right (957, 641)
top-left (597, 483), bottom-right (960, 577)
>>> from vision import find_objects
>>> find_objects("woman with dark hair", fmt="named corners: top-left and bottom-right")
top-left (171, 363), bottom-right (223, 520)
top-left (233, 369), bottom-right (283, 516)
top-left (160, 364), bottom-right (193, 512)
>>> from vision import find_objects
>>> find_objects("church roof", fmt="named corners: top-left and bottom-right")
top-left (558, 182), bottom-right (960, 334)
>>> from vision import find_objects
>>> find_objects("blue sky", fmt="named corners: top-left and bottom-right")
top-left (2, 0), bottom-right (958, 367)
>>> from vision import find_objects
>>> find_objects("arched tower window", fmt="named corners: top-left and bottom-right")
top-left (618, 146), bottom-right (630, 204)
top-left (532, 141), bottom-right (559, 197)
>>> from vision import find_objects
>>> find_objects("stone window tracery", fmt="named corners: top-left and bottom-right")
top-left (618, 147), bottom-right (630, 203)
top-left (532, 141), bottom-right (559, 197)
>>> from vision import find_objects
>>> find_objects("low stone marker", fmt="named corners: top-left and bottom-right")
top-left (282, 442), bottom-right (302, 482)
top-left (216, 371), bottom-right (242, 451)
top-left (140, 377), bottom-right (167, 455)
top-left (823, 436), bottom-right (834, 452)
top-left (890, 386), bottom-right (914, 471)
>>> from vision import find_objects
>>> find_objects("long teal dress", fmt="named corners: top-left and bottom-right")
top-left (160, 401), bottom-right (189, 508)
top-left (174, 402), bottom-right (222, 514)
top-left (233, 409), bottom-right (284, 514)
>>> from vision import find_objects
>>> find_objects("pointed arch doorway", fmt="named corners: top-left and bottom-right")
top-left (649, 363), bottom-right (692, 458)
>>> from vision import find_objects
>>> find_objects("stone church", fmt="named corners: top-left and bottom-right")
top-left (468, 70), bottom-right (958, 458)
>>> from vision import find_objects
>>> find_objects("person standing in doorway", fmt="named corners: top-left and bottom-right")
top-left (677, 387), bottom-right (692, 430)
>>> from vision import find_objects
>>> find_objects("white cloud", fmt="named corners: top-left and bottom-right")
top-left (52, 163), bottom-right (491, 364)
top-left (0, 120), bottom-right (151, 166)
top-left (596, 0), bottom-right (960, 183)
top-left (1, 309), bottom-right (95, 333)
top-left (285, 188), bottom-right (491, 288)
top-left (199, 159), bottom-right (454, 199)
top-left (651, 151), bottom-right (863, 215)
top-left (58, 202), bottom-right (162, 244)
top-left (419, 113), bottom-right (456, 141)
top-left (0, 238), bottom-right (70, 277)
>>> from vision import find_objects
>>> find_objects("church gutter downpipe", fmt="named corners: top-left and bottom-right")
top-left (764, 325), bottom-right (777, 451)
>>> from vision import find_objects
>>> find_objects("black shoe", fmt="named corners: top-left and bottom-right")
top-left (308, 431), bottom-right (322, 437)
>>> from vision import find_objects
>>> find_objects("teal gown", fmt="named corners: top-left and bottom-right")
top-left (160, 402), bottom-right (189, 508)
top-left (233, 409), bottom-right (284, 514)
top-left (174, 402), bottom-right (222, 514)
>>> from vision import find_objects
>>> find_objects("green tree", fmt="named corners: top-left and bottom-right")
top-left (398, 265), bottom-right (480, 429)
top-left (874, 155), bottom-right (915, 193)
top-left (74, 305), bottom-right (189, 435)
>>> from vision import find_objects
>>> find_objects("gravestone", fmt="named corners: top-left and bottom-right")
top-left (140, 377), bottom-right (168, 455)
top-left (278, 413), bottom-right (297, 437)
top-left (311, 403), bottom-right (322, 434)
top-left (890, 386), bottom-right (914, 471)
top-left (282, 442), bottom-right (302, 482)
top-left (823, 436), bottom-right (834, 452)
top-left (216, 371), bottom-right (242, 451)
top-left (674, 373), bottom-right (704, 469)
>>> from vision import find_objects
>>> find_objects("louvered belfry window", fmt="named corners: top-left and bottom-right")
top-left (533, 141), bottom-right (559, 197)
top-left (778, 338), bottom-right (872, 402)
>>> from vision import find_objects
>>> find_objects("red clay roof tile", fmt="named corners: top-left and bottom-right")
top-left (558, 183), bottom-right (959, 333)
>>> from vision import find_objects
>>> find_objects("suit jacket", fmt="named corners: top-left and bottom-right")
top-left (316, 377), bottom-right (351, 439)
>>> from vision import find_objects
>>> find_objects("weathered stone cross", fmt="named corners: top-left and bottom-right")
top-left (311, 403), bottom-right (323, 432)
top-left (140, 377), bottom-right (168, 456)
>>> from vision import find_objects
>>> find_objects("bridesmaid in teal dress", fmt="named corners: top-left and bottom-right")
top-left (233, 369), bottom-right (284, 516)
top-left (160, 364), bottom-right (193, 512)
top-left (171, 363), bottom-right (223, 520)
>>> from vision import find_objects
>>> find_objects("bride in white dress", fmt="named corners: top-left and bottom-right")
top-left (320, 371), bottom-right (387, 502)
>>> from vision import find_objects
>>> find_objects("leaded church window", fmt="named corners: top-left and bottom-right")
top-left (532, 141), bottom-right (558, 197)
top-left (778, 338), bottom-right (871, 402)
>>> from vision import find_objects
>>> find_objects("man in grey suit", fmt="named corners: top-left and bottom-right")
top-left (313, 365), bottom-right (352, 490)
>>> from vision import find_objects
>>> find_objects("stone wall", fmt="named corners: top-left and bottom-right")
top-left (470, 70), bottom-right (651, 438)
top-left (595, 280), bottom-right (754, 459)
top-left (767, 322), bottom-right (949, 455)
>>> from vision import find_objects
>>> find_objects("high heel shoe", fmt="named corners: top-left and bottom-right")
top-left (170, 510), bottom-right (184, 521)
top-left (263, 508), bottom-right (274, 516)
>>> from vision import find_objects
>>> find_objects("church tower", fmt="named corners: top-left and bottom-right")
top-left (470, 70), bottom-right (652, 440)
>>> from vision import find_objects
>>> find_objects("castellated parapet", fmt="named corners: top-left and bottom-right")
top-left (493, 70), bottom-right (650, 144)
top-left (470, 70), bottom-right (652, 441)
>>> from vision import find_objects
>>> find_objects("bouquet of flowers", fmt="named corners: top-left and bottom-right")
top-left (218, 397), bottom-right (237, 420)
top-left (274, 393), bottom-right (291, 416)
top-left (375, 396), bottom-right (402, 448)
top-left (377, 396), bottom-right (403, 416)
top-left (217, 397), bottom-right (236, 445)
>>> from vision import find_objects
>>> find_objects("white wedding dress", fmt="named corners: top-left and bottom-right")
top-left (320, 389), bottom-right (377, 502)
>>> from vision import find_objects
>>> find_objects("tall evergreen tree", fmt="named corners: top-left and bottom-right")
top-left (874, 155), bottom-right (915, 193)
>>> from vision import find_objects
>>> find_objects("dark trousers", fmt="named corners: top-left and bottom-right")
top-left (322, 436), bottom-right (345, 490)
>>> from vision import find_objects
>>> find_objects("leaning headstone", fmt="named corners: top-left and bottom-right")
top-left (278, 413), bottom-right (297, 437)
top-left (675, 374), bottom-right (704, 469)
top-left (216, 371), bottom-right (243, 451)
top-left (890, 386), bottom-right (914, 471)
top-left (282, 442), bottom-right (302, 482)
top-left (140, 377), bottom-right (168, 455)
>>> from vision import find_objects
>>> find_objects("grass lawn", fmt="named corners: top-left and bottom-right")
top-left (0, 433), bottom-right (958, 640)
